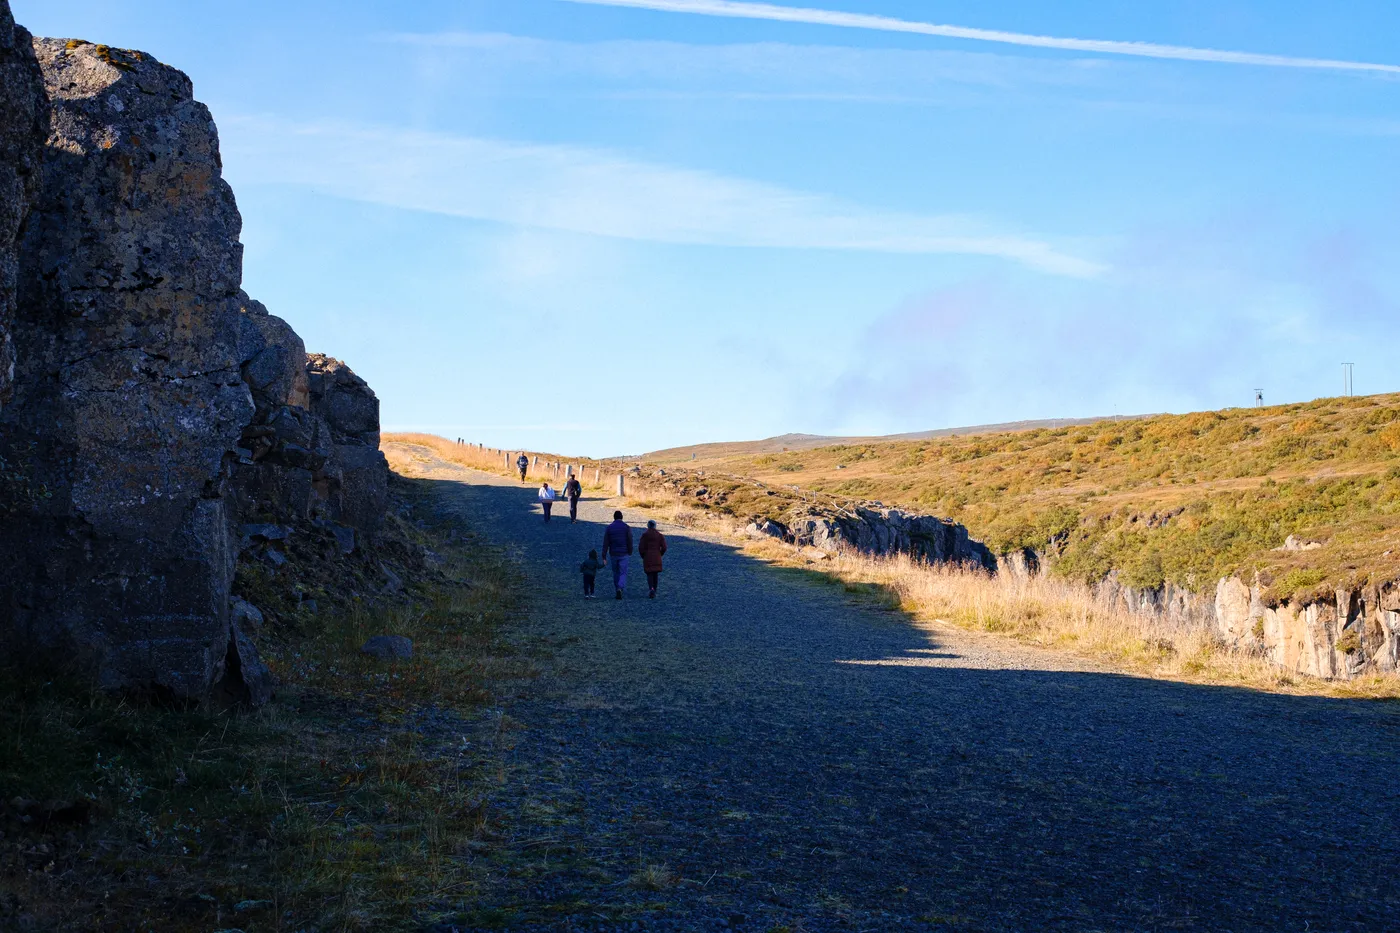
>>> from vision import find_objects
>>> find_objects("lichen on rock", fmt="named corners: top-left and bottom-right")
top-left (0, 37), bottom-right (258, 701)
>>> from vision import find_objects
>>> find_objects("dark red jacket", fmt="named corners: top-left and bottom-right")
top-left (639, 529), bottom-right (668, 573)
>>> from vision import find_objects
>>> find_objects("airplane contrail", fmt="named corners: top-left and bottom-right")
top-left (555, 0), bottom-right (1400, 75)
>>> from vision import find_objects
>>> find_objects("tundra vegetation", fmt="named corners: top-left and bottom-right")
top-left (652, 394), bottom-right (1400, 606)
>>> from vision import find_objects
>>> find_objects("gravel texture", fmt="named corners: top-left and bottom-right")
top-left (399, 450), bottom-right (1400, 932)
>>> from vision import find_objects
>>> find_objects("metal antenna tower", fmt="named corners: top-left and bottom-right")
top-left (1342, 363), bottom-right (1354, 397)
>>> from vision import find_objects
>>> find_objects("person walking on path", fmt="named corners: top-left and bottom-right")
top-left (538, 481), bottom-right (556, 522)
top-left (564, 474), bottom-right (583, 523)
top-left (639, 519), bottom-right (668, 599)
top-left (601, 510), bottom-right (633, 599)
top-left (579, 549), bottom-right (603, 598)
top-left (516, 453), bottom-right (529, 482)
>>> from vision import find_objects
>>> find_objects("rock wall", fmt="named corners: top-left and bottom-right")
top-left (1092, 572), bottom-right (1216, 633)
top-left (0, 39), bottom-right (256, 700)
top-left (0, 34), bottom-right (388, 703)
top-left (227, 348), bottom-right (388, 554)
top-left (1022, 561), bottom-right (1400, 681)
top-left (0, 0), bottom-right (44, 406)
top-left (1214, 577), bottom-right (1400, 680)
top-left (307, 353), bottom-right (388, 541)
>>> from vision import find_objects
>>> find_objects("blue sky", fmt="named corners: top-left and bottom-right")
top-left (16, 1), bottom-right (1400, 454)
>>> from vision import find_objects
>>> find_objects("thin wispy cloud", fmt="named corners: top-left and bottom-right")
top-left (558, 0), bottom-right (1400, 76)
top-left (385, 30), bottom-right (1110, 97)
top-left (222, 118), bottom-right (1103, 277)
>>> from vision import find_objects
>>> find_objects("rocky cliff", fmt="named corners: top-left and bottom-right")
top-left (1212, 576), bottom-right (1399, 679)
top-left (0, 1), bottom-right (43, 407)
top-left (0, 28), bottom-right (388, 704)
top-left (1015, 549), bottom-right (1400, 681)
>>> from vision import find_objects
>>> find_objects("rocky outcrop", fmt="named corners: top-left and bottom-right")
top-left (307, 353), bottom-right (388, 540)
top-left (0, 35), bottom-right (388, 703)
top-left (1093, 572), bottom-right (1215, 632)
top-left (1034, 565), bottom-right (1399, 681)
top-left (227, 350), bottom-right (388, 557)
top-left (0, 39), bottom-right (256, 700)
top-left (635, 463), bottom-right (995, 570)
top-left (0, 0), bottom-right (44, 406)
top-left (1214, 577), bottom-right (1400, 679)
top-left (784, 505), bottom-right (997, 569)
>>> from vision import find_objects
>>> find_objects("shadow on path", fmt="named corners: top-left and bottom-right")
top-left (401, 458), bottom-right (1400, 933)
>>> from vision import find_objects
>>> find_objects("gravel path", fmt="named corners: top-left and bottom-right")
top-left (395, 448), bottom-right (1400, 932)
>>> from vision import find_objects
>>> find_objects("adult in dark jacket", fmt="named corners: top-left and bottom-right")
top-left (639, 520), bottom-right (668, 599)
top-left (564, 475), bottom-right (583, 523)
top-left (516, 453), bottom-right (529, 481)
top-left (600, 510), bottom-right (633, 599)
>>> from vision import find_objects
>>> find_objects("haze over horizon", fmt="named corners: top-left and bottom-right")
top-left (19, 0), bottom-right (1400, 457)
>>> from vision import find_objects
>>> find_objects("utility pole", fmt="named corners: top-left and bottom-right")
top-left (1342, 363), bottom-right (1354, 397)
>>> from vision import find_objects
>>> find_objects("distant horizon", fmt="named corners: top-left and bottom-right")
top-left (21, 0), bottom-right (1400, 456)
top-left (389, 385), bottom-right (1388, 459)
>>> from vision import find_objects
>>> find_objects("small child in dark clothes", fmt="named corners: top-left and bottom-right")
top-left (580, 550), bottom-right (603, 598)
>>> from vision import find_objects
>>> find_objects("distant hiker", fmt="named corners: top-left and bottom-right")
top-left (539, 481), bottom-right (556, 522)
top-left (601, 510), bottom-right (633, 599)
top-left (516, 453), bottom-right (529, 481)
top-left (639, 519), bottom-right (668, 599)
top-left (580, 549), bottom-right (603, 598)
top-left (564, 474), bottom-right (583, 523)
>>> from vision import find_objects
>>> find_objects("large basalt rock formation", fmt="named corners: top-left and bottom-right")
top-left (0, 0), bottom-right (44, 406)
top-left (226, 349), bottom-right (388, 555)
top-left (1020, 561), bottom-right (1399, 681)
top-left (0, 35), bottom-right (389, 703)
top-left (307, 353), bottom-right (388, 540)
top-left (0, 39), bottom-right (256, 700)
top-left (1214, 576), bottom-right (1400, 679)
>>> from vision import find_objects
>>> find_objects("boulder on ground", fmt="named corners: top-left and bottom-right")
top-left (229, 597), bottom-right (264, 631)
top-left (361, 635), bottom-right (413, 661)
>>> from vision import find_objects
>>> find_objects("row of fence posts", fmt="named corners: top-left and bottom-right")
top-left (456, 440), bottom-right (626, 496)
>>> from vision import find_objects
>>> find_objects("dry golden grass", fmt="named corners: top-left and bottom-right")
top-left (612, 479), bottom-right (1400, 700)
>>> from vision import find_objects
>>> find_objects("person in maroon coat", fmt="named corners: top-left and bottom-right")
top-left (638, 520), bottom-right (668, 599)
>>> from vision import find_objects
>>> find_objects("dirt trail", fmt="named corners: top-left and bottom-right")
top-left (392, 444), bottom-right (1400, 932)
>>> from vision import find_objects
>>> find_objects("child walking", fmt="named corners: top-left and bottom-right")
top-left (580, 549), bottom-right (603, 598)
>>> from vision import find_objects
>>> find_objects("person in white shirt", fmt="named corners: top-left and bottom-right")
top-left (538, 481), bottom-right (556, 522)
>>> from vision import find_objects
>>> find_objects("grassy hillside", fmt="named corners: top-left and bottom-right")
top-left (646, 416), bottom-right (1125, 460)
top-left (647, 394), bottom-right (1400, 603)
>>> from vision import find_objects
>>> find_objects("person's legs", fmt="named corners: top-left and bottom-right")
top-left (647, 571), bottom-right (659, 597)
top-left (543, 501), bottom-right (552, 522)
top-left (612, 555), bottom-right (628, 597)
top-left (584, 575), bottom-right (594, 597)
top-left (570, 496), bottom-right (579, 522)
